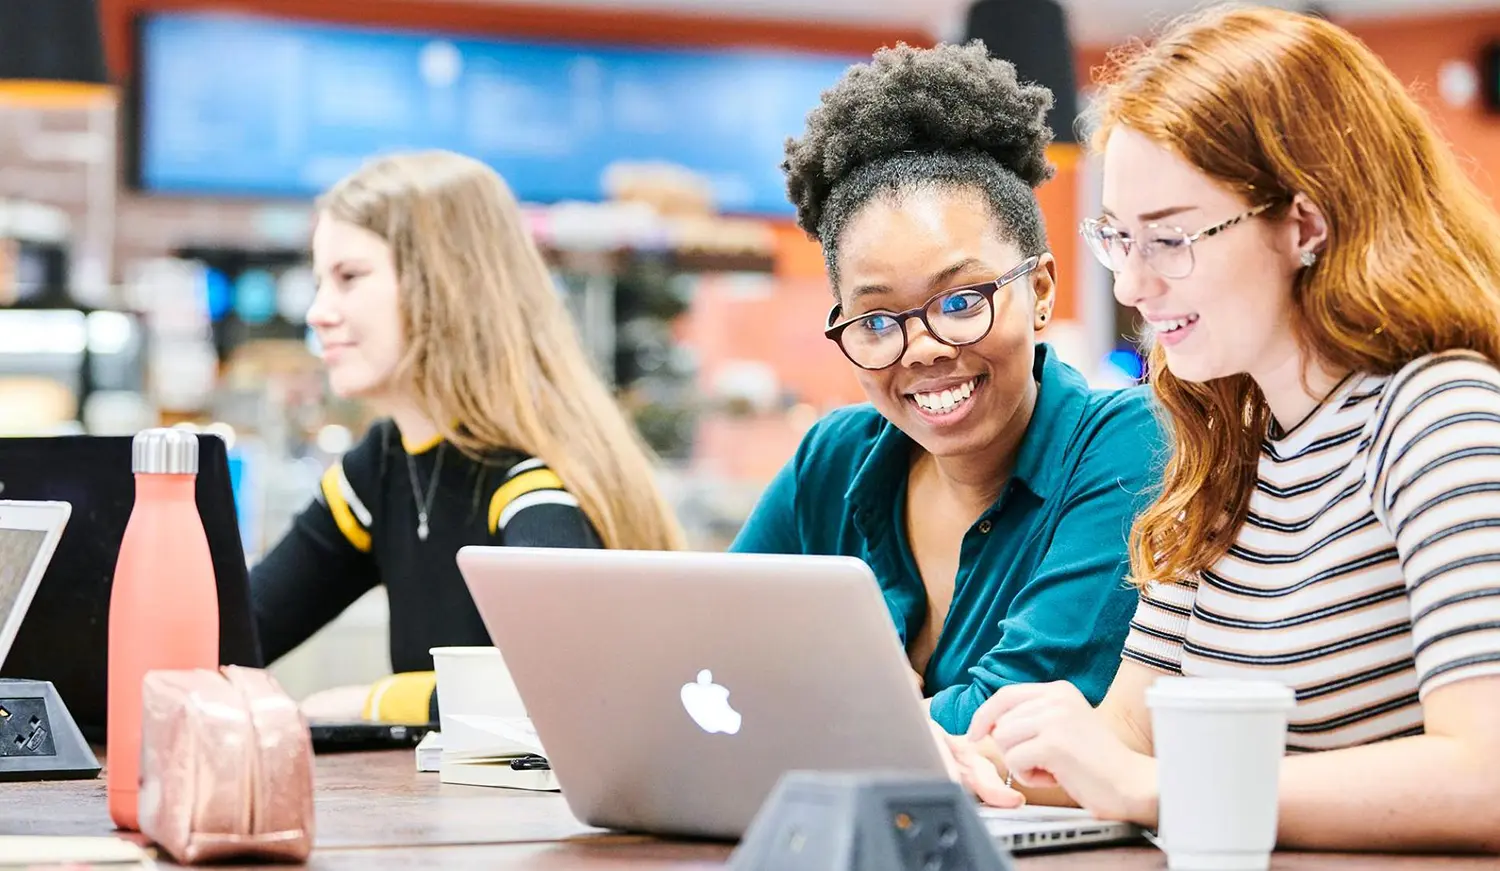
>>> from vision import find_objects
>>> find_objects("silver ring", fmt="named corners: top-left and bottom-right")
top-left (1004, 772), bottom-right (1014, 789)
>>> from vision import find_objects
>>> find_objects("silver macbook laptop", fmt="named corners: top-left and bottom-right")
top-left (455, 546), bottom-right (1138, 852)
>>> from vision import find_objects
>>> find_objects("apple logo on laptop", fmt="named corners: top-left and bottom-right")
top-left (681, 669), bottom-right (741, 735)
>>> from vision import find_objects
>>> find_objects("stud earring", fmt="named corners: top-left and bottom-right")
top-left (1300, 250), bottom-right (1318, 267)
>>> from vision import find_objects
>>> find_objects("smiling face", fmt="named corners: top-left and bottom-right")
top-left (833, 187), bottom-right (1054, 459)
top-left (1100, 127), bottom-right (1304, 385)
top-left (306, 213), bottom-right (406, 401)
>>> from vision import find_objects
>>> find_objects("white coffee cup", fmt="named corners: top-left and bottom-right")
top-left (1146, 676), bottom-right (1297, 871)
top-left (429, 646), bottom-right (526, 734)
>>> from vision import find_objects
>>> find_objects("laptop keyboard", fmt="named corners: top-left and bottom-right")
top-left (975, 804), bottom-right (1139, 853)
top-left (976, 805), bottom-right (1099, 822)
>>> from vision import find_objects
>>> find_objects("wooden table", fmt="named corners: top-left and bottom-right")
top-left (3, 751), bottom-right (1490, 869)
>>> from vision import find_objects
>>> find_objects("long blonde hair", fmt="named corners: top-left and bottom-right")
top-left (1088, 6), bottom-right (1500, 586)
top-left (318, 150), bottom-right (685, 551)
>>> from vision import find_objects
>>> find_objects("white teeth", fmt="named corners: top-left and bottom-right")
top-left (1152, 315), bottom-right (1200, 334)
top-left (913, 378), bottom-right (979, 414)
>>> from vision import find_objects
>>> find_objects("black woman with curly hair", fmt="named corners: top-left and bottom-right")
top-left (732, 42), bottom-right (1168, 734)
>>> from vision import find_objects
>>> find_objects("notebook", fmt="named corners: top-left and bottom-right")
top-left (436, 714), bottom-right (558, 791)
top-left (439, 754), bottom-right (559, 792)
top-left (415, 730), bottom-right (443, 772)
top-left (0, 836), bottom-right (156, 869)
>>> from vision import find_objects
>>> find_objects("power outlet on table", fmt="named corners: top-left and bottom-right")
top-left (729, 771), bottom-right (1013, 871)
top-left (888, 800), bottom-right (973, 871)
top-left (0, 697), bottom-right (57, 757)
top-left (0, 680), bottom-right (98, 781)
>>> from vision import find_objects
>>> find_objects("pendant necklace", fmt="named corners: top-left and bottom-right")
top-left (404, 443), bottom-right (445, 542)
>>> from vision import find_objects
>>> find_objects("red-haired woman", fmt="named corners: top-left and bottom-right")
top-left (951, 5), bottom-right (1500, 853)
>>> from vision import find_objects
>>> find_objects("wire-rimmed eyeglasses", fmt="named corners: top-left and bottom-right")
top-left (823, 256), bottom-right (1042, 371)
top-left (1079, 202), bottom-right (1275, 280)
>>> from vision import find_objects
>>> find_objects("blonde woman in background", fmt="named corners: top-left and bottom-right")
top-left (251, 150), bottom-right (684, 724)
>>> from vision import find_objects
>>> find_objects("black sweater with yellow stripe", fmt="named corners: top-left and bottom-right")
top-left (249, 420), bottom-right (601, 720)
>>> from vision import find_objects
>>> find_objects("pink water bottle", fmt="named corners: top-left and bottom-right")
top-left (107, 428), bottom-right (220, 831)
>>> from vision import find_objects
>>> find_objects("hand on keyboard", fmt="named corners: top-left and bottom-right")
top-left (930, 722), bottom-right (1025, 809)
top-left (966, 681), bottom-right (1155, 824)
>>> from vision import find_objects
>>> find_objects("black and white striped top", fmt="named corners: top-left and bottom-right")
top-left (1124, 351), bottom-right (1500, 751)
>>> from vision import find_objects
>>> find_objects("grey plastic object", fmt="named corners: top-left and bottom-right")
top-left (728, 770), bottom-right (1015, 871)
top-left (0, 678), bottom-right (101, 781)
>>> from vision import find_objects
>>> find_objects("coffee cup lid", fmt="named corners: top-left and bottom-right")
top-left (1145, 676), bottom-right (1296, 712)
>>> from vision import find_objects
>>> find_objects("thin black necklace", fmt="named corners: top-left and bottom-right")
top-left (1269, 370), bottom-right (1357, 440)
top-left (404, 443), bottom-right (445, 542)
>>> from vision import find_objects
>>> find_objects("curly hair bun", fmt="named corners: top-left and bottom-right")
top-left (783, 40), bottom-right (1056, 240)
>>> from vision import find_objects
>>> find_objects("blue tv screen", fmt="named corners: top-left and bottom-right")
top-left (133, 12), bottom-right (859, 215)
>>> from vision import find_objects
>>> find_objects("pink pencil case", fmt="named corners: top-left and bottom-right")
top-left (138, 665), bottom-right (316, 865)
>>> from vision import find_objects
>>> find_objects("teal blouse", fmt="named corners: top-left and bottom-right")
top-left (731, 343), bottom-right (1166, 732)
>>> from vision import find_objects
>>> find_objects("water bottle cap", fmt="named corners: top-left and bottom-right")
top-left (132, 428), bottom-right (199, 475)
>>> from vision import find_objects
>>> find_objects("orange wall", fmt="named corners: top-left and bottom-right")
top-left (1037, 145), bottom-right (1081, 321)
top-left (1074, 11), bottom-right (1500, 207)
top-left (1353, 12), bottom-right (1500, 207)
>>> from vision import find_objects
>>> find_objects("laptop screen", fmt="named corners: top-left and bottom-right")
top-left (0, 527), bottom-right (48, 666)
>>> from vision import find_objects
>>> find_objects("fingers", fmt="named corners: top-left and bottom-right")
top-left (1012, 767), bottom-right (1060, 790)
top-left (956, 729), bottom-right (1057, 794)
top-left (968, 734), bottom-right (1006, 768)
top-left (988, 700), bottom-right (1063, 791)
top-left (950, 740), bottom-right (1026, 808)
top-left (984, 693), bottom-right (1061, 756)
top-left (967, 682), bottom-right (1054, 739)
top-left (971, 776), bottom-right (1026, 809)
top-left (1002, 740), bottom-right (1061, 790)
top-left (986, 715), bottom-right (1041, 762)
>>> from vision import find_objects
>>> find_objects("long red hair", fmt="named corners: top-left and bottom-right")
top-left (1089, 5), bottom-right (1500, 586)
